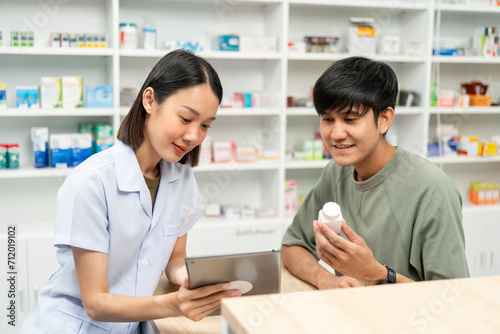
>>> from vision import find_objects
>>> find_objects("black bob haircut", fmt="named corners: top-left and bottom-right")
top-left (117, 49), bottom-right (222, 167)
top-left (313, 56), bottom-right (398, 125)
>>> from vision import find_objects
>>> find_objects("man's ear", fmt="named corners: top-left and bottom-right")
top-left (379, 107), bottom-right (394, 135)
top-left (142, 87), bottom-right (155, 114)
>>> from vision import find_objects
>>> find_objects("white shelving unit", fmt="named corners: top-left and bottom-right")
top-left (1, 5), bottom-right (500, 320)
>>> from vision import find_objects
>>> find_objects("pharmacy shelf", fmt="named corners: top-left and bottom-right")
top-left (216, 108), bottom-right (281, 116)
top-left (289, 0), bottom-right (427, 10)
top-left (0, 167), bottom-right (73, 179)
top-left (195, 217), bottom-right (282, 229)
top-left (286, 107), bottom-right (424, 116)
top-left (428, 156), bottom-right (500, 164)
top-left (285, 160), bottom-right (331, 169)
top-left (288, 53), bottom-right (425, 63)
top-left (432, 56), bottom-right (500, 64)
top-left (168, 0), bottom-right (282, 4)
top-left (195, 161), bottom-right (280, 172)
top-left (463, 203), bottom-right (500, 214)
top-left (286, 107), bottom-right (316, 116)
top-left (0, 108), bottom-right (115, 117)
top-left (119, 107), bottom-right (280, 116)
top-left (430, 107), bottom-right (500, 114)
top-left (0, 47), bottom-right (114, 56)
top-left (119, 49), bottom-right (282, 60)
top-left (436, 3), bottom-right (500, 13)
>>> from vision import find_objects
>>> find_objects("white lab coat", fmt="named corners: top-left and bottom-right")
top-left (20, 141), bottom-right (204, 333)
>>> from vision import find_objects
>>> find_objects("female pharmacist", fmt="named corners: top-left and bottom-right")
top-left (20, 50), bottom-right (240, 333)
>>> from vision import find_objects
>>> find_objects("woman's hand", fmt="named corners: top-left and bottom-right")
top-left (175, 277), bottom-right (241, 322)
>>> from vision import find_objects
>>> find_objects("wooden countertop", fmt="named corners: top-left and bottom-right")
top-left (151, 265), bottom-right (316, 334)
top-left (221, 275), bottom-right (500, 334)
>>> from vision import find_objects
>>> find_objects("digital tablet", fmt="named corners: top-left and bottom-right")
top-left (185, 249), bottom-right (281, 314)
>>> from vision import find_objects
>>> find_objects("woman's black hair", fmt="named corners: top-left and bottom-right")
top-left (117, 49), bottom-right (223, 166)
top-left (313, 56), bottom-right (398, 128)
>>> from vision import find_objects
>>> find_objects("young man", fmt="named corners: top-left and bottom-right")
top-left (281, 57), bottom-right (469, 289)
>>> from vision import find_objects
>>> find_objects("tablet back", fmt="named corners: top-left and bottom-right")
top-left (185, 249), bottom-right (281, 296)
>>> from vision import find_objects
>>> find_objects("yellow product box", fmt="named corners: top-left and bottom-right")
top-left (482, 142), bottom-right (497, 157)
top-left (0, 83), bottom-right (6, 108)
top-left (85, 33), bottom-right (93, 48)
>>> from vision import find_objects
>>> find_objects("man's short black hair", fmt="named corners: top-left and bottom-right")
top-left (313, 56), bottom-right (398, 124)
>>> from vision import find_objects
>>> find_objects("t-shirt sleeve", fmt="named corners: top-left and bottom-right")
top-left (54, 168), bottom-right (110, 254)
top-left (410, 180), bottom-right (470, 280)
top-left (281, 163), bottom-right (334, 258)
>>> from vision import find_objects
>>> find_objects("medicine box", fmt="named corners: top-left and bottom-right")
top-left (120, 86), bottom-right (138, 107)
top-left (295, 139), bottom-right (314, 160)
top-left (50, 134), bottom-right (72, 168)
top-left (95, 124), bottom-right (113, 152)
top-left (284, 180), bottom-right (298, 217)
top-left (314, 139), bottom-right (324, 160)
top-left (41, 77), bottom-right (62, 108)
top-left (16, 86), bottom-right (29, 108)
top-left (71, 133), bottom-right (92, 166)
top-left (239, 35), bottom-right (277, 53)
top-left (61, 33), bottom-right (70, 47)
top-left (31, 127), bottom-right (49, 168)
top-left (16, 86), bottom-right (38, 108)
top-left (11, 31), bottom-right (19, 47)
top-left (379, 35), bottom-right (400, 55)
top-left (213, 141), bottom-right (235, 163)
top-left (7, 144), bottom-right (20, 169)
top-left (218, 35), bottom-right (239, 51)
top-left (50, 33), bottom-right (60, 47)
top-left (62, 76), bottom-right (84, 108)
top-left (0, 144), bottom-right (7, 169)
top-left (345, 17), bottom-right (377, 55)
top-left (78, 122), bottom-right (96, 154)
top-left (86, 85), bottom-right (113, 108)
top-left (0, 83), bottom-right (6, 108)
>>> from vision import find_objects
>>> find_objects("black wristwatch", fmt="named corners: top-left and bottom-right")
top-left (377, 265), bottom-right (397, 284)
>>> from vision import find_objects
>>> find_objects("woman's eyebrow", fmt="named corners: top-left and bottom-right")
top-left (182, 105), bottom-right (216, 121)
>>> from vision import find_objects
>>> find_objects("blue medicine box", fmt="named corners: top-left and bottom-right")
top-left (219, 35), bottom-right (239, 51)
top-left (86, 85), bottom-right (113, 108)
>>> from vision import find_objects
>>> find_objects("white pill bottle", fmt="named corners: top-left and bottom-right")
top-left (318, 202), bottom-right (343, 234)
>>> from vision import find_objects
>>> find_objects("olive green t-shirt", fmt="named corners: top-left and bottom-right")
top-left (282, 147), bottom-right (470, 281)
top-left (144, 174), bottom-right (161, 211)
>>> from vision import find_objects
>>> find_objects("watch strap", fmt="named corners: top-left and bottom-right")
top-left (378, 265), bottom-right (396, 284)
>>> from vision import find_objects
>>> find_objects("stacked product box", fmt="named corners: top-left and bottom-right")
top-left (16, 86), bottom-right (39, 108)
top-left (284, 180), bottom-right (298, 217)
top-left (0, 83), bottom-right (7, 108)
top-left (95, 124), bottom-right (113, 152)
top-left (0, 144), bottom-right (20, 169)
top-left (470, 181), bottom-right (500, 205)
top-left (62, 76), bottom-right (84, 108)
top-left (41, 77), bottom-right (62, 108)
top-left (86, 86), bottom-right (113, 108)
top-left (51, 32), bottom-right (106, 48)
top-left (31, 127), bottom-right (49, 168)
top-left (49, 133), bottom-right (93, 168)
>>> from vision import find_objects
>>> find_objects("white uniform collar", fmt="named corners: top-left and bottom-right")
top-left (113, 141), bottom-right (181, 193)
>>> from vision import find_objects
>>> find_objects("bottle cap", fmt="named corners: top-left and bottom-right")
top-left (322, 202), bottom-right (341, 220)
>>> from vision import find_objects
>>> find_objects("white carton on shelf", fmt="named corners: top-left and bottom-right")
top-left (345, 17), bottom-right (376, 55)
top-left (40, 77), bottom-right (62, 108)
top-left (239, 35), bottom-right (278, 53)
top-left (50, 134), bottom-right (72, 168)
top-left (62, 76), bottom-right (84, 108)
